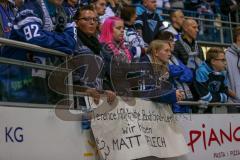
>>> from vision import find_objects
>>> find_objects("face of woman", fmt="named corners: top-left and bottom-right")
top-left (155, 43), bottom-right (171, 63)
top-left (113, 20), bottom-right (124, 42)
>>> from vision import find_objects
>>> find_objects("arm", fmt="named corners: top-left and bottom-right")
top-left (195, 69), bottom-right (228, 103)
top-left (178, 59), bottom-right (193, 83)
top-left (13, 3), bottom-right (76, 54)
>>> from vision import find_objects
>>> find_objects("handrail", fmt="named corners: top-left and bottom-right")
top-left (0, 37), bottom-right (67, 57)
top-left (198, 41), bottom-right (231, 47)
top-left (178, 101), bottom-right (240, 106)
top-left (0, 56), bottom-right (70, 72)
top-left (0, 38), bottom-right (76, 106)
top-left (0, 100), bottom-right (239, 110)
top-left (135, 4), bottom-right (234, 25)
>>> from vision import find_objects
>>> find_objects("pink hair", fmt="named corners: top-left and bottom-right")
top-left (99, 16), bottom-right (132, 62)
top-left (99, 16), bottom-right (122, 43)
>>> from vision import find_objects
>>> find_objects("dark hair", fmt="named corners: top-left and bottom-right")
top-left (120, 5), bottom-right (136, 22)
top-left (170, 9), bottom-right (182, 19)
top-left (233, 26), bottom-right (240, 43)
top-left (154, 31), bottom-right (174, 41)
top-left (206, 47), bottom-right (224, 64)
top-left (73, 5), bottom-right (95, 21)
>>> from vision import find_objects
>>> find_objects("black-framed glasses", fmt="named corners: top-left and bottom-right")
top-left (78, 17), bottom-right (98, 22)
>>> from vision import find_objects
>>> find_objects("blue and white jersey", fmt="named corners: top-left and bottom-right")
top-left (2, 0), bottom-right (76, 59)
top-left (124, 25), bottom-right (147, 62)
top-left (195, 62), bottom-right (228, 103)
top-left (0, 0), bottom-right (77, 104)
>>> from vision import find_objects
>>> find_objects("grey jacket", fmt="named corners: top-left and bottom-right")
top-left (225, 45), bottom-right (240, 101)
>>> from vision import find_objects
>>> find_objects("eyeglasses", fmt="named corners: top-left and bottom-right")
top-left (214, 58), bottom-right (226, 62)
top-left (78, 17), bottom-right (98, 22)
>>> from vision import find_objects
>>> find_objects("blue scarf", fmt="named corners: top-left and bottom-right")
top-left (0, 4), bottom-right (14, 38)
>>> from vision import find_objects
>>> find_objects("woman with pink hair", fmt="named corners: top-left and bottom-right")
top-left (99, 16), bottom-right (132, 90)
top-left (99, 16), bottom-right (132, 62)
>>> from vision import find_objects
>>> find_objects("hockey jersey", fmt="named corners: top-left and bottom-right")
top-left (0, 0), bottom-right (76, 103)
top-left (195, 62), bottom-right (228, 103)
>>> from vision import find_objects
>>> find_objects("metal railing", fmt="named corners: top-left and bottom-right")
top-left (160, 11), bottom-right (235, 46)
top-left (135, 5), bottom-right (240, 47)
top-left (0, 38), bottom-right (239, 113)
top-left (0, 37), bottom-right (76, 108)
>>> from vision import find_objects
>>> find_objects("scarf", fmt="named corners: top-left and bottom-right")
top-left (39, 0), bottom-right (67, 32)
top-left (106, 41), bottom-right (132, 63)
top-left (39, 0), bottom-right (54, 31)
top-left (0, 3), bottom-right (14, 38)
top-left (179, 36), bottom-right (202, 70)
top-left (77, 29), bottom-right (101, 55)
top-left (169, 56), bottom-right (193, 100)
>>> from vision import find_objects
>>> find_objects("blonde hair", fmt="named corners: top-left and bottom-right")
top-left (147, 40), bottom-right (169, 77)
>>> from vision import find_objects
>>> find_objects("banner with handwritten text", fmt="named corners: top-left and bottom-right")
top-left (91, 97), bottom-right (189, 160)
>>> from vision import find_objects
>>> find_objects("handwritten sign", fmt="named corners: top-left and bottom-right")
top-left (91, 97), bottom-right (189, 160)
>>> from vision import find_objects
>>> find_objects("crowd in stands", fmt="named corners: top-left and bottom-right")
top-left (1, 0), bottom-right (240, 114)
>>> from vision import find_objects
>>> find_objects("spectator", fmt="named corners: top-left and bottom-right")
top-left (225, 27), bottom-right (240, 104)
top-left (73, 5), bottom-right (116, 106)
top-left (74, 5), bottom-right (101, 55)
top-left (106, 0), bottom-right (123, 15)
top-left (99, 0), bottom-right (125, 23)
top-left (92, 0), bottom-right (107, 17)
top-left (164, 9), bottom-right (184, 41)
top-left (140, 40), bottom-right (184, 104)
top-left (173, 19), bottom-right (204, 71)
top-left (0, 0), bottom-right (15, 38)
top-left (195, 47), bottom-right (228, 113)
top-left (4, 0), bottom-right (76, 56)
top-left (135, 0), bottom-right (164, 44)
top-left (121, 5), bottom-right (147, 62)
top-left (1, 0), bottom-right (76, 103)
top-left (63, 0), bottom-right (80, 20)
top-left (155, 31), bottom-right (193, 113)
top-left (99, 16), bottom-right (132, 90)
top-left (173, 19), bottom-right (204, 111)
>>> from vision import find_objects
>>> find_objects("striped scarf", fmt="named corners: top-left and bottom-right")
top-left (106, 41), bottom-right (132, 63)
top-left (179, 36), bottom-right (202, 70)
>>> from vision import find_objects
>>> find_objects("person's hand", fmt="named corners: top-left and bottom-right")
top-left (86, 88), bottom-right (100, 105)
top-left (228, 89), bottom-right (236, 98)
top-left (176, 90), bottom-right (185, 101)
top-left (105, 90), bottom-right (116, 105)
